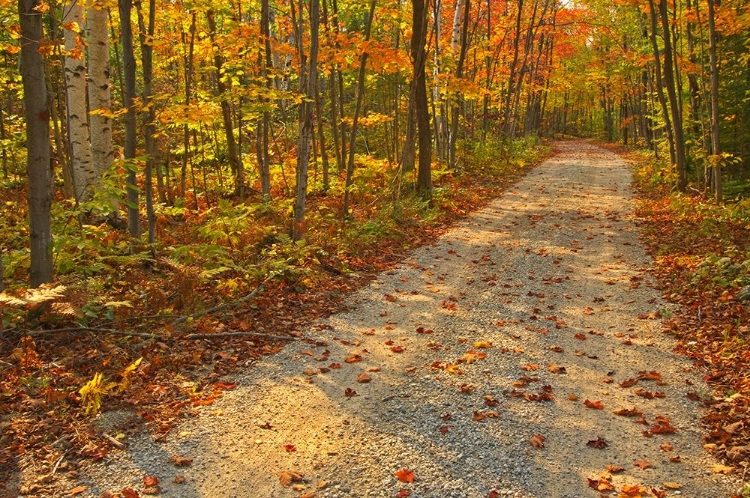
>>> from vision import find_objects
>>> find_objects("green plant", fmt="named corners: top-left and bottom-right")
top-left (79, 357), bottom-right (142, 415)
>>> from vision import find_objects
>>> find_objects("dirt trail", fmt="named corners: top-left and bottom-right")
top-left (77, 141), bottom-right (741, 497)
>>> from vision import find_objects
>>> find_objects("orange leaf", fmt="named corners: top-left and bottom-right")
top-left (633, 459), bottom-right (652, 470)
top-left (143, 476), bottom-right (159, 486)
top-left (390, 346), bottom-right (405, 353)
top-left (345, 355), bottom-right (362, 363)
top-left (530, 434), bottom-right (546, 448)
top-left (584, 399), bottom-right (604, 410)
top-left (395, 469), bottom-right (415, 483)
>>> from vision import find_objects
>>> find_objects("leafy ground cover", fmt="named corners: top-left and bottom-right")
top-left (0, 138), bottom-right (547, 495)
top-left (625, 147), bottom-right (750, 477)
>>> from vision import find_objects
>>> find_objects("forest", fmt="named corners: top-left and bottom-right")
top-left (0, 0), bottom-right (749, 495)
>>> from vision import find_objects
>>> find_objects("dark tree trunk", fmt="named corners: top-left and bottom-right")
top-left (411, 0), bottom-right (432, 197)
top-left (120, 0), bottom-right (140, 240)
top-left (19, 0), bottom-right (53, 286)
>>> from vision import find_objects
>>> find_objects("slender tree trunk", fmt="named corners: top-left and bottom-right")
top-left (136, 0), bottom-right (156, 246)
top-left (63, 2), bottom-right (94, 203)
top-left (646, 4), bottom-right (676, 165)
top-left (449, 0), bottom-right (470, 170)
top-left (260, 0), bottom-right (272, 199)
top-left (292, 0), bottom-right (319, 240)
top-left (119, 0), bottom-right (140, 239)
top-left (19, 0), bottom-right (53, 286)
top-left (656, 0), bottom-right (687, 191)
top-left (342, 0), bottom-right (377, 218)
top-left (412, 0), bottom-right (432, 197)
top-left (207, 10), bottom-right (242, 197)
top-left (86, 3), bottom-right (114, 201)
top-left (706, 0), bottom-right (721, 202)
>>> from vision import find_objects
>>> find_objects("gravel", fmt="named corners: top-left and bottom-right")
top-left (74, 141), bottom-right (742, 497)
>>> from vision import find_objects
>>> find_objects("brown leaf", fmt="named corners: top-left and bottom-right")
top-left (143, 477), bottom-right (158, 487)
top-left (606, 464), bottom-right (625, 473)
top-left (395, 469), bottom-right (415, 483)
top-left (574, 333), bottom-right (587, 340)
top-left (530, 434), bottom-right (546, 448)
top-left (633, 459), bottom-right (652, 470)
top-left (283, 444), bottom-right (296, 453)
top-left (584, 399), bottom-right (604, 410)
top-left (344, 388), bottom-right (357, 398)
top-left (619, 378), bottom-right (639, 388)
top-left (120, 489), bottom-right (140, 498)
top-left (472, 411), bottom-right (486, 421)
top-left (396, 489), bottom-right (412, 498)
top-left (659, 442), bottom-right (674, 452)
top-left (66, 485), bottom-right (88, 496)
top-left (547, 364), bottom-right (566, 374)
top-left (522, 363), bottom-right (539, 371)
top-left (170, 455), bottom-right (193, 467)
top-left (344, 355), bottom-right (362, 363)
top-left (279, 470), bottom-right (304, 487)
top-left (357, 373), bottom-right (371, 383)
top-left (390, 346), bottom-right (405, 353)
top-left (613, 407), bottom-right (642, 417)
top-left (586, 436), bottom-right (607, 449)
top-left (460, 383), bottom-right (476, 394)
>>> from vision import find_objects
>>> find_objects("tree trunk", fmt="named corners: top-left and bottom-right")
top-left (86, 3), bottom-right (114, 201)
top-left (260, 0), bottom-right (272, 199)
top-left (412, 0), bottom-right (432, 197)
top-left (342, 0), bottom-right (377, 219)
top-left (119, 0), bottom-right (140, 239)
top-left (19, 0), bottom-right (53, 286)
top-left (292, 0), bottom-right (319, 240)
top-left (136, 0), bottom-right (156, 246)
top-left (449, 0), bottom-right (470, 170)
top-left (63, 2), bottom-right (94, 203)
top-left (656, 0), bottom-right (687, 192)
top-left (706, 0), bottom-right (721, 202)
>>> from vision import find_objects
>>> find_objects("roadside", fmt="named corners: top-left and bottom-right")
top-left (68, 141), bottom-right (742, 497)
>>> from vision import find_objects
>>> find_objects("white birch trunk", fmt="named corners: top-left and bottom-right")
top-left (63, 2), bottom-right (93, 202)
top-left (86, 4), bottom-right (113, 195)
top-left (451, 0), bottom-right (466, 52)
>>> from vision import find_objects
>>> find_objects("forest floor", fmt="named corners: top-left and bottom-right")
top-left (41, 141), bottom-right (743, 497)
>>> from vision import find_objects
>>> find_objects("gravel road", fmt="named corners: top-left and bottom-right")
top-left (77, 141), bottom-right (742, 497)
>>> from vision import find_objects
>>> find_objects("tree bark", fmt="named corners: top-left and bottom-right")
top-left (63, 2), bottom-right (94, 203)
top-left (706, 0), bottom-right (721, 202)
top-left (342, 0), bottom-right (377, 218)
top-left (411, 0), bottom-right (432, 197)
top-left (656, 0), bottom-right (687, 192)
top-left (292, 0), bottom-right (319, 240)
top-left (207, 10), bottom-right (243, 197)
top-left (136, 0), bottom-right (156, 246)
top-left (119, 0), bottom-right (140, 239)
top-left (86, 3), bottom-right (113, 202)
top-left (19, 0), bottom-right (53, 286)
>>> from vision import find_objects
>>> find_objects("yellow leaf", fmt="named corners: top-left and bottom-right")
top-left (473, 341), bottom-right (492, 348)
top-left (663, 482), bottom-right (682, 489)
top-left (711, 463), bottom-right (735, 474)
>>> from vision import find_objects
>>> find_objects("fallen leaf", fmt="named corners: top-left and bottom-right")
top-left (459, 384), bottom-right (476, 394)
top-left (659, 442), bottom-right (674, 452)
top-left (283, 444), bottom-right (296, 452)
top-left (619, 484), bottom-right (645, 497)
top-left (606, 464), bottom-right (625, 473)
top-left (396, 489), bottom-right (411, 498)
top-left (344, 388), bottom-right (357, 398)
top-left (568, 394), bottom-right (579, 401)
top-left (619, 378), bottom-right (639, 388)
top-left (586, 436), bottom-right (607, 449)
top-left (66, 485), bottom-right (88, 496)
top-left (170, 455), bottom-right (193, 467)
top-left (663, 482), bottom-right (681, 489)
top-left (329, 363), bottom-right (342, 369)
top-left (669, 455), bottom-right (681, 463)
top-left (390, 346), bottom-right (405, 353)
top-left (633, 459), bottom-right (652, 470)
top-left (613, 407), bottom-right (642, 417)
top-left (472, 411), bottom-right (486, 421)
top-left (143, 477), bottom-right (158, 487)
top-left (439, 425), bottom-right (450, 434)
top-left (548, 364), bottom-right (566, 374)
top-left (173, 475), bottom-right (185, 484)
top-left (574, 333), bottom-right (587, 340)
top-left (711, 463), bottom-right (735, 474)
top-left (395, 469), bottom-right (415, 483)
top-left (357, 373), bottom-right (371, 383)
top-left (344, 355), bottom-right (362, 363)
top-left (549, 345), bottom-right (564, 352)
top-left (279, 471), bottom-right (304, 487)
top-left (522, 363), bottom-right (539, 371)
top-left (584, 399), bottom-right (604, 410)
top-left (484, 395), bottom-right (500, 406)
top-left (530, 434), bottom-right (546, 448)
top-left (292, 484), bottom-right (306, 491)
top-left (302, 368), bottom-right (319, 376)
top-left (474, 341), bottom-right (492, 348)
top-left (120, 489), bottom-right (140, 498)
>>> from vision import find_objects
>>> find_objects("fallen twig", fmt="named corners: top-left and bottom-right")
top-left (102, 433), bottom-right (126, 449)
top-left (182, 331), bottom-right (298, 341)
top-left (24, 327), bottom-right (158, 339)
